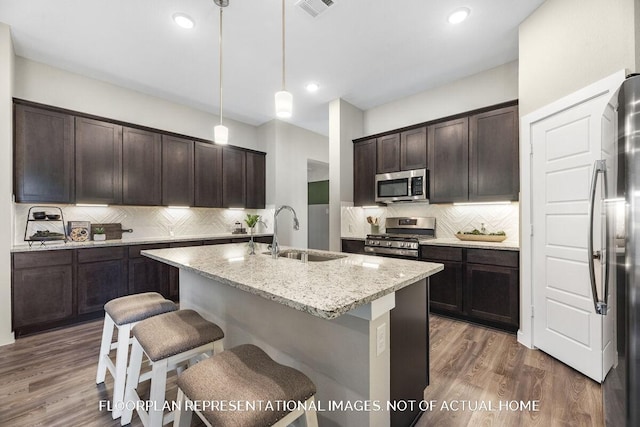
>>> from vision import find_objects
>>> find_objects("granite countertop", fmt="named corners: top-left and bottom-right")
top-left (143, 243), bottom-right (444, 320)
top-left (421, 237), bottom-right (520, 251)
top-left (10, 233), bottom-right (273, 253)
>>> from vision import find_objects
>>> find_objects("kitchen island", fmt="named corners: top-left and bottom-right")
top-left (143, 243), bottom-right (443, 427)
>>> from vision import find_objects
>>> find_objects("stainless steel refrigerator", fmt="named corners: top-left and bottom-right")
top-left (600, 73), bottom-right (640, 427)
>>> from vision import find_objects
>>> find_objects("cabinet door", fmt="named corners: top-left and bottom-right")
top-left (12, 265), bottom-right (73, 329)
top-left (122, 127), bottom-right (161, 205)
top-left (246, 152), bottom-right (266, 209)
top-left (162, 135), bottom-right (195, 206)
top-left (353, 139), bottom-right (377, 206)
top-left (427, 260), bottom-right (464, 315)
top-left (428, 117), bottom-right (469, 203)
top-left (469, 105), bottom-right (519, 201)
top-left (400, 127), bottom-right (427, 171)
top-left (14, 104), bottom-right (75, 203)
top-left (194, 142), bottom-right (223, 208)
top-left (75, 117), bottom-right (123, 204)
top-left (376, 133), bottom-right (400, 173)
top-left (341, 239), bottom-right (366, 254)
top-left (222, 147), bottom-right (246, 208)
top-left (128, 258), bottom-right (170, 298)
top-left (77, 259), bottom-right (127, 315)
top-left (465, 263), bottom-right (519, 329)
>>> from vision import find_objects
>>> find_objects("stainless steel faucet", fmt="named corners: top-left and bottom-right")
top-left (270, 205), bottom-right (300, 259)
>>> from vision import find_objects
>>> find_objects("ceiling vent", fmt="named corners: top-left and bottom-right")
top-left (295, 0), bottom-right (335, 18)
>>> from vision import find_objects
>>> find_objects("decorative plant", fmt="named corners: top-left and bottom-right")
top-left (244, 214), bottom-right (260, 229)
top-left (94, 227), bottom-right (105, 234)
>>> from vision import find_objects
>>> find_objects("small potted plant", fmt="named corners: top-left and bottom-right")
top-left (244, 214), bottom-right (261, 254)
top-left (93, 227), bottom-right (106, 241)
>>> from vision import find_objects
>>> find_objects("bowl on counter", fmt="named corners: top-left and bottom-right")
top-left (46, 214), bottom-right (60, 220)
top-left (32, 211), bottom-right (46, 220)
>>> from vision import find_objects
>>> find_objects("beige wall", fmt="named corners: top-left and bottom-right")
top-left (363, 61), bottom-right (519, 135)
top-left (0, 23), bottom-right (15, 346)
top-left (519, 0), bottom-right (638, 116)
top-left (14, 57), bottom-right (260, 150)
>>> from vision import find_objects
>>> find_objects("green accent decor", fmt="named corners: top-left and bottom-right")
top-left (308, 180), bottom-right (329, 205)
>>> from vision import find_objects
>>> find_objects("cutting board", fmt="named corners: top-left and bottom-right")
top-left (90, 223), bottom-right (133, 240)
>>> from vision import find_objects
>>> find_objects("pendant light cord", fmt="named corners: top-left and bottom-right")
top-left (281, 0), bottom-right (285, 91)
top-left (219, 7), bottom-right (224, 125)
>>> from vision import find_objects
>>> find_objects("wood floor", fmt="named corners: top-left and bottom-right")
top-left (417, 315), bottom-right (604, 427)
top-left (0, 315), bottom-right (603, 426)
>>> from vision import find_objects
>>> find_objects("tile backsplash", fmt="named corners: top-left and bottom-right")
top-left (14, 204), bottom-right (274, 245)
top-left (341, 202), bottom-right (520, 243)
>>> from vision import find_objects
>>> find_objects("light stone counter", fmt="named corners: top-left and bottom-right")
top-left (420, 237), bottom-right (520, 251)
top-left (11, 233), bottom-right (272, 253)
top-left (142, 242), bottom-right (443, 319)
top-left (144, 242), bottom-right (443, 427)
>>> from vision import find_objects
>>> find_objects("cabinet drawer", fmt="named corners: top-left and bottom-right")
top-left (203, 239), bottom-right (232, 245)
top-left (128, 243), bottom-right (170, 258)
top-left (420, 246), bottom-right (463, 262)
top-left (466, 249), bottom-right (518, 267)
top-left (77, 247), bottom-right (125, 263)
top-left (13, 251), bottom-right (73, 269)
top-left (169, 241), bottom-right (203, 249)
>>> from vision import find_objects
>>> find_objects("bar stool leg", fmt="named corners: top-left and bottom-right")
top-left (96, 313), bottom-right (115, 384)
top-left (148, 359), bottom-right (168, 427)
top-left (174, 389), bottom-right (193, 427)
top-left (304, 396), bottom-right (319, 427)
top-left (121, 338), bottom-right (144, 426)
top-left (112, 323), bottom-right (132, 419)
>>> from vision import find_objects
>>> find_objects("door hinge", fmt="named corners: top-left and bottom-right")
top-left (531, 306), bottom-right (534, 318)
top-left (530, 224), bottom-right (534, 236)
top-left (530, 143), bottom-right (533, 155)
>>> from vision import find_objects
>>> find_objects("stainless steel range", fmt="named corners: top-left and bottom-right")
top-left (365, 217), bottom-right (436, 258)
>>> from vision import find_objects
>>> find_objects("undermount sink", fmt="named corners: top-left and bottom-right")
top-left (263, 249), bottom-right (347, 262)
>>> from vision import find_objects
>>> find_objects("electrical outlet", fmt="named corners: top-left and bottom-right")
top-left (376, 323), bottom-right (386, 356)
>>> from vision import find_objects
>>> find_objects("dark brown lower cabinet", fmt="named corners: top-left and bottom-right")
top-left (76, 247), bottom-right (127, 315)
top-left (128, 244), bottom-right (170, 298)
top-left (341, 238), bottom-right (366, 254)
top-left (12, 251), bottom-right (74, 336)
top-left (420, 246), bottom-right (519, 332)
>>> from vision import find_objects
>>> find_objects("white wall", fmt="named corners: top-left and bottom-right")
top-left (329, 99), bottom-right (363, 251)
top-left (259, 120), bottom-right (329, 249)
top-left (14, 57), bottom-right (259, 150)
top-left (363, 61), bottom-right (518, 135)
top-left (519, 0), bottom-right (638, 116)
top-left (0, 23), bottom-right (15, 346)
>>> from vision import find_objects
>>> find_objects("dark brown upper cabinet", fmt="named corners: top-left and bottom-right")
top-left (75, 117), bottom-right (123, 204)
top-left (194, 142), bottom-right (223, 208)
top-left (428, 117), bottom-right (469, 203)
top-left (222, 147), bottom-right (246, 208)
top-left (246, 151), bottom-right (266, 209)
top-left (162, 135), bottom-right (195, 206)
top-left (400, 127), bottom-right (427, 171)
top-left (469, 105), bottom-right (519, 202)
top-left (14, 104), bottom-right (75, 203)
top-left (353, 138), bottom-right (377, 206)
top-left (376, 133), bottom-right (400, 173)
top-left (122, 127), bottom-right (161, 206)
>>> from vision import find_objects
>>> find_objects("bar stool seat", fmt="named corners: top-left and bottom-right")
top-left (96, 292), bottom-right (177, 419)
top-left (174, 344), bottom-right (318, 427)
top-left (121, 309), bottom-right (225, 427)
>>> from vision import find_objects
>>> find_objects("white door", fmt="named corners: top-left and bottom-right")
top-left (529, 73), bottom-right (621, 382)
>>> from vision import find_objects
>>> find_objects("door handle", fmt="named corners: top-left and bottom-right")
top-left (587, 160), bottom-right (609, 315)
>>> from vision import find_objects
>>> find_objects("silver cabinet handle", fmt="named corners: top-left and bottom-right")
top-left (588, 160), bottom-right (609, 315)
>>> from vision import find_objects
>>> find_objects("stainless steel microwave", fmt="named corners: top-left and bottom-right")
top-left (375, 169), bottom-right (428, 203)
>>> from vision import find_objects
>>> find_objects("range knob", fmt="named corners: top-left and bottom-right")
top-left (400, 242), bottom-right (405, 248)
top-left (386, 242), bottom-right (392, 247)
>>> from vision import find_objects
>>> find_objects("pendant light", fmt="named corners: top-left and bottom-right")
top-left (214, 0), bottom-right (229, 144)
top-left (275, 0), bottom-right (292, 118)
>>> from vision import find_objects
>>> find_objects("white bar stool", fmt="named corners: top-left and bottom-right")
top-left (96, 292), bottom-right (177, 419)
top-left (120, 309), bottom-right (225, 427)
top-left (174, 344), bottom-right (318, 427)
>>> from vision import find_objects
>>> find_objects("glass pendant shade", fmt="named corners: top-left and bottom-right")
top-left (214, 124), bottom-right (229, 144)
top-left (275, 90), bottom-right (293, 118)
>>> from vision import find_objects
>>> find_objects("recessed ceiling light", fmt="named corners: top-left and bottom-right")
top-left (305, 82), bottom-right (320, 93)
top-left (448, 7), bottom-right (470, 24)
top-left (173, 13), bottom-right (195, 29)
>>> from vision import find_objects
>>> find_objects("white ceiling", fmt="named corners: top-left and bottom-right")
top-left (0, 0), bottom-right (544, 136)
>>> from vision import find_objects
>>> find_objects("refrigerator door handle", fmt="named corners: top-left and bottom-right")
top-left (588, 159), bottom-right (609, 315)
